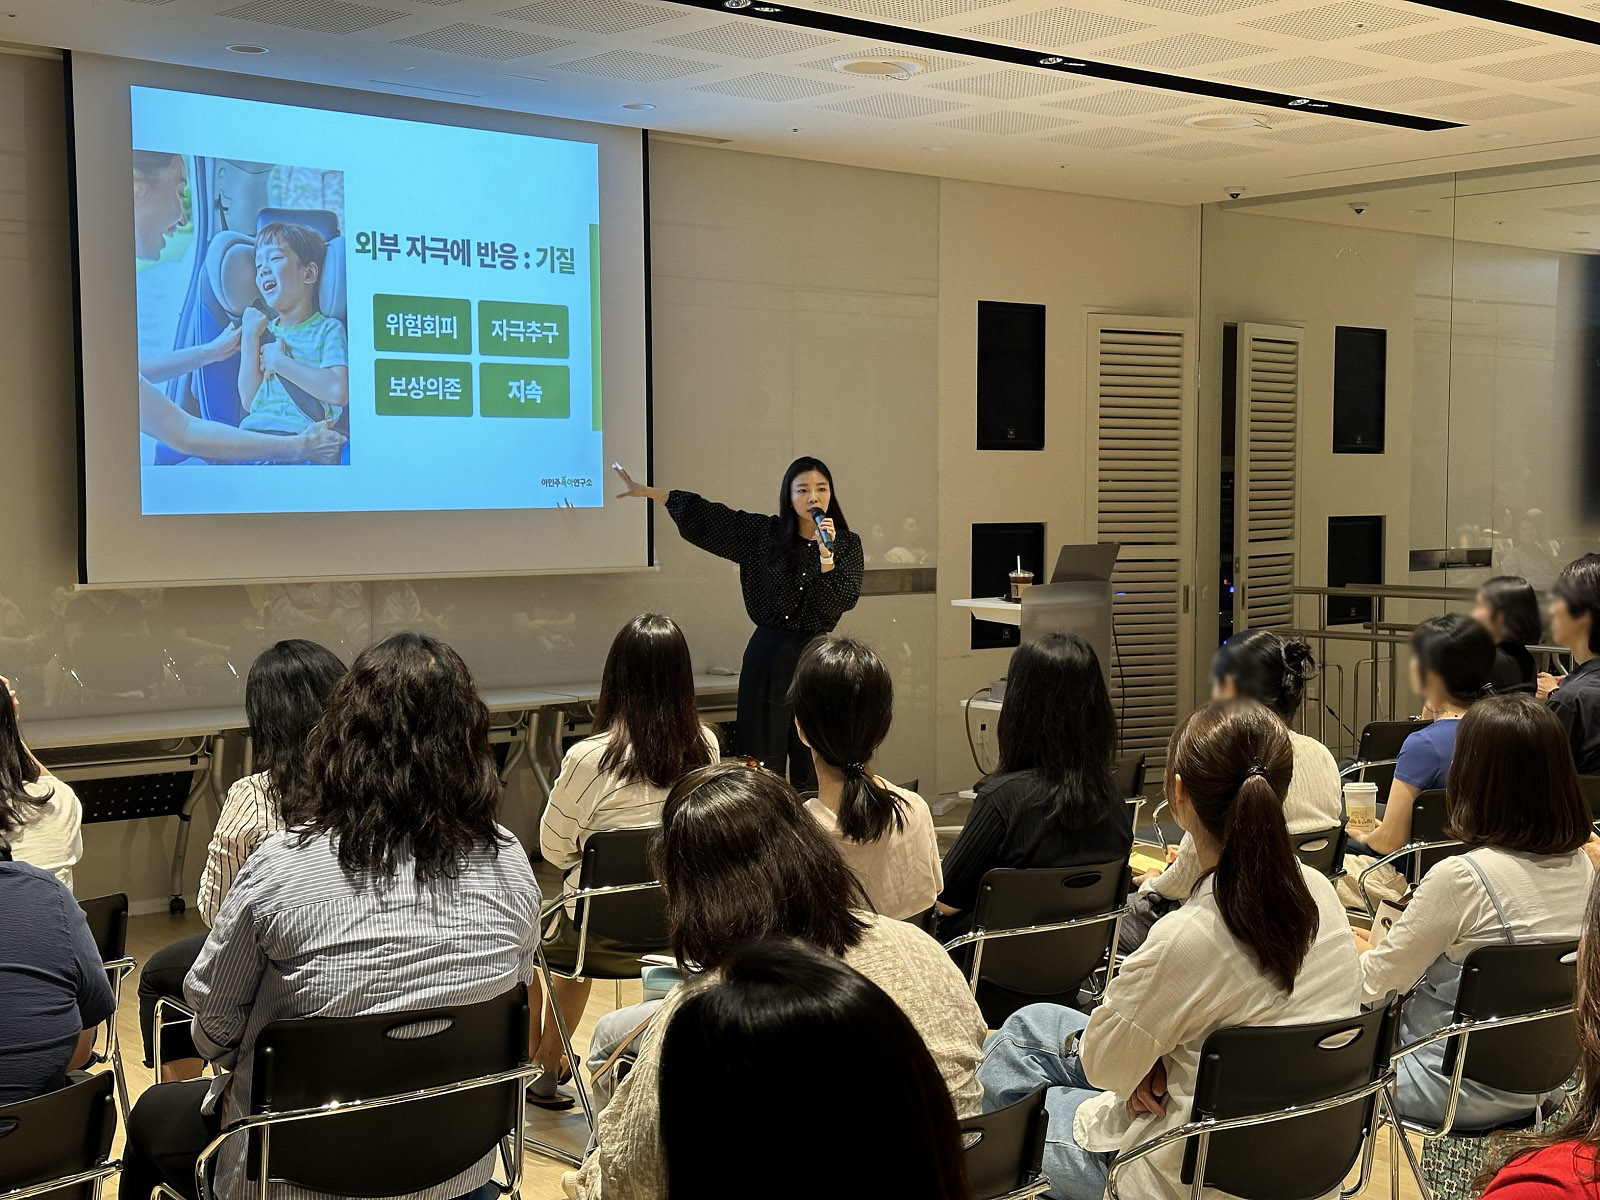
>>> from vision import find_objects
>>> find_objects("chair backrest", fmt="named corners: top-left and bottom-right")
top-left (1579, 776), bottom-right (1600, 824)
top-left (1406, 789), bottom-right (1465, 882)
top-left (1292, 823), bottom-right (1347, 877)
top-left (576, 827), bottom-right (668, 950)
top-left (0, 1071), bottom-right (117, 1200)
top-left (966, 860), bottom-right (1129, 1028)
top-left (1444, 941), bottom-right (1580, 1101)
top-left (1181, 1005), bottom-right (1394, 1200)
top-left (75, 893), bottom-right (128, 962)
top-left (1114, 751), bottom-right (1147, 800)
top-left (960, 1085), bottom-right (1048, 1200)
top-left (1355, 720), bottom-right (1431, 798)
top-left (247, 984), bottom-right (528, 1195)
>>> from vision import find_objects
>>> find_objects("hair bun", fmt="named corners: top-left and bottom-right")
top-left (1281, 638), bottom-right (1316, 677)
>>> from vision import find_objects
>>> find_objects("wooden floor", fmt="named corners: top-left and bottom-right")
top-left (118, 910), bottom-right (1425, 1200)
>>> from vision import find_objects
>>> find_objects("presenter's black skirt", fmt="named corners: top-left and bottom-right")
top-left (738, 624), bottom-right (819, 791)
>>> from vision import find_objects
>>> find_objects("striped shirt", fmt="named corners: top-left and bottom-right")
top-left (197, 773), bottom-right (283, 928)
top-left (186, 825), bottom-right (541, 1200)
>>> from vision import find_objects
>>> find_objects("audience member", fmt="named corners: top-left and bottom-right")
top-left (119, 632), bottom-right (541, 1200)
top-left (0, 781), bottom-right (114, 1103)
top-left (1352, 613), bottom-right (1494, 863)
top-left (789, 636), bottom-right (941, 920)
top-left (1481, 872), bottom-right (1600, 1197)
top-left (1124, 630), bottom-right (1341, 951)
top-left (936, 632), bottom-right (1132, 939)
top-left (532, 613), bottom-right (718, 1110)
top-left (0, 674), bottom-right (82, 890)
top-left (1474, 575), bottom-right (1541, 694)
top-left (661, 939), bottom-right (968, 1200)
top-left (1356, 694), bottom-right (1592, 1131)
top-left (567, 761), bottom-right (986, 1200)
top-left (977, 701), bottom-right (1360, 1200)
top-left (1545, 554), bottom-right (1600, 774)
top-left (134, 639), bottom-right (345, 1083)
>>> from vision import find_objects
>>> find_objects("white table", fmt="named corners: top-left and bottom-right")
top-left (950, 597), bottom-right (1023, 625)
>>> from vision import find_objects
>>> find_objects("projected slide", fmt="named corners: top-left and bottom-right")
top-left (131, 86), bottom-right (602, 516)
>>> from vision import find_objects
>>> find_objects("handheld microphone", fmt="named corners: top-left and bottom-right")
top-left (808, 507), bottom-right (833, 551)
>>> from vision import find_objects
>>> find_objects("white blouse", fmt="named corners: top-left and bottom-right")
top-left (8, 777), bottom-right (83, 892)
top-left (804, 780), bottom-right (943, 920)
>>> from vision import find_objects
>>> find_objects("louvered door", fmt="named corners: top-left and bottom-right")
top-left (1087, 316), bottom-right (1197, 774)
top-left (1234, 325), bottom-right (1303, 633)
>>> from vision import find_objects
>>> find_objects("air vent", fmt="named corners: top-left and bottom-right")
top-left (1139, 141), bottom-right (1273, 159)
top-left (928, 68), bottom-right (1087, 99)
top-left (817, 92), bottom-right (969, 118)
top-left (656, 22), bottom-right (838, 56)
top-left (690, 72), bottom-right (850, 100)
top-left (1220, 56), bottom-right (1380, 87)
top-left (1364, 27), bottom-right (1540, 63)
top-left (1328, 75), bottom-right (1481, 103)
top-left (1467, 50), bottom-right (1600, 82)
top-left (935, 111), bottom-right (1076, 134)
top-left (1253, 122), bottom-right (1391, 142)
top-left (1243, 1), bottom-right (1431, 40)
top-left (219, 0), bottom-right (403, 33)
top-left (962, 8), bottom-right (1153, 46)
top-left (1048, 89), bottom-right (1196, 116)
top-left (1107, 34), bottom-right (1273, 69)
top-left (814, 0), bottom-right (1003, 19)
top-left (1045, 126), bottom-right (1174, 148)
top-left (394, 23), bottom-right (571, 58)
top-left (497, 0), bottom-right (677, 34)
top-left (1427, 94), bottom-right (1571, 118)
top-left (553, 49), bottom-right (713, 80)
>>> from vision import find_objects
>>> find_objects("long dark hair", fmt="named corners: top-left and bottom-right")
top-left (1212, 629), bottom-right (1317, 720)
top-left (994, 633), bottom-right (1121, 834)
top-left (290, 632), bottom-right (508, 881)
top-left (661, 940), bottom-right (968, 1200)
top-left (1445, 694), bottom-right (1591, 856)
top-left (1478, 575), bottom-right (1541, 647)
top-left (771, 456), bottom-right (849, 563)
top-left (788, 637), bottom-right (903, 843)
top-left (654, 762), bottom-right (869, 971)
top-left (594, 614), bottom-right (716, 788)
top-left (1411, 613), bottom-right (1495, 704)
top-left (1482, 878), bottom-right (1600, 1189)
top-left (0, 682), bottom-right (47, 842)
top-left (1167, 700), bottom-right (1317, 993)
top-left (245, 640), bottom-right (346, 818)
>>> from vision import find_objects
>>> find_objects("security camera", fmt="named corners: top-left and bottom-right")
top-left (1224, 185), bottom-right (1245, 200)
top-left (1350, 201), bottom-right (1369, 215)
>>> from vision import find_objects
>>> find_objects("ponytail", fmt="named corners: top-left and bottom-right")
top-left (837, 765), bottom-right (907, 844)
top-left (1170, 701), bottom-right (1318, 993)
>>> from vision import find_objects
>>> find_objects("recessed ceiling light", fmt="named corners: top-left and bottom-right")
top-left (1480, 131), bottom-right (1512, 140)
top-left (1407, 208), bottom-right (1431, 214)
top-left (832, 55), bottom-right (926, 79)
top-left (621, 102), bottom-right (656, 110)
top-left (226, 44), bottom-right (269, 54)
top-left (1577, 230), bottom-right (1593, 235)
top-left (1185, 113), bottom-right (1270, 130)
top-left (1039, 56), bottom-right (1063, 65)
top-left (752, 4), bottom-right (780, 10)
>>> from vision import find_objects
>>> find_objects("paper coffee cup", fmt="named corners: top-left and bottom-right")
top-left (1344, 781), bottom-right (1379, 835)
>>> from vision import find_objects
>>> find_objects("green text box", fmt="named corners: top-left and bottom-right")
top-left (372, 295), bottom-right (472, 354)
top-left (374, 360), bottom-right (473, 417)
top-left (479, 301), bottom-right (569, 359)
top-left (480, 364), bottom-right (570, 419)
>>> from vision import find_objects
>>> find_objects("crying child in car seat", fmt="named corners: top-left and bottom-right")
top-left (237, 222), bottom-right (348, 444)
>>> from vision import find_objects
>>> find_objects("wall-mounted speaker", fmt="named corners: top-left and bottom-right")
top-left (1327, 515), bottom-right (1384, 626)
top-left (977, 301), bottom-right (1045, 451)
top-left (1333, 326), bottom-right (1386, 454)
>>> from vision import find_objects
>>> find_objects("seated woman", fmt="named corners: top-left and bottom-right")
top-left (1481, 875), bottom-right (1600, 1197)
top-left (978, 700), bottom-right (1361, 1200)
top-left (1350, 613), bottom-right (1495, 865)
top-left (660, 940), bottom-right (967, 1200)
top-left (1357, 693), bottom-right (1592, 1132)
top-left (567, 762), bottom-right (987, 1200)
top-left (0, 674), bottom-right (82, 890)
top-left (936, 632), bottom-right (1131, 939)
top-left (134, 639), bottom-right (345, 1083)
top-left (532, 613), bottom-right (718, 1110)
top-left (119, 633), bottom-right (542, 1200)
top-left (1474, 575), bottom-right (1541, 695)
top-left (1126, 629), bottom-right (1341, 951)
top-left (789, 636), bottom-right (941, 920)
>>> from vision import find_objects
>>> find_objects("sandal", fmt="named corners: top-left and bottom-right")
top-left (525, 1082), bottom-right (576, 1111)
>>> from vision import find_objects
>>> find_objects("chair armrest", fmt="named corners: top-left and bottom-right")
top-left (537, 879), bottom-right (662, 923)
top-left (940, 905), bottom-right (1132, 954)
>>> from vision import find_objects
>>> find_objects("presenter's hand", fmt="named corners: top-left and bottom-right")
top-left (205, 321), bottom-right (243, 363)
top-left (260, 340), bottom-right (294, 378)
top-left (613, 464), bottom-right (667, 503)
top-left (292, 419), bottom-right (345, 465)
top-left (812, 517), bottom-right (837, 544)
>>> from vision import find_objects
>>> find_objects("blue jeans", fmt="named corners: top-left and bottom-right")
top-left (979, 1005), bottom-right (1116, 1200)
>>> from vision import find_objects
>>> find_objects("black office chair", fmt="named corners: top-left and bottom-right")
top-left (535, 826), bottom-right (668, 1163)
top-left (1341, 720), bottom-right (1431, 801)
top-left (75, 893), bottom-right (133, 1123)
top-left (154, 985), bottom-right (536, 1200)
top-left (0, 1071), bottom-right (120, 1200)
top-left (1293, 821), bottom-right (1349, 878)
top-left (942, 861), bottom-right (1132, 1029)
top-left (1384, 940), bottom-right (1580, 1197)
top-left (960, 1086), bottom-right (1050, 1200)
top-left (1579, 775), bottom-right (1600, 827)
top-left (1106, 1004), bottom-right (1396, 1200)
top-left (1355, 789), bottom-right (1464, 913)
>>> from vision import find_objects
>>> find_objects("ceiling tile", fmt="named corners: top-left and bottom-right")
top-left (1325, 74), bottom-right (1483, 102)
top-left (655, 22), bottom-right (841, 57)
top-left (813, 0), bottom-right (1008, 20)
top-left (1218, 54), bottom-right (1381, 87)
top-left (1044, 125), bottom-right (1176, 147)
top-left (817, 92), bottom-right (971, 117)
top-left (1048, 88), bottom-right (1198, 114)
top-left (690, 72), bottom-right (852, 100)
top-left (1242, 1), bottom-right (1432, 40)
top-left (798, 45), bottom-right (970, 73)
top-left (1251, 121), bottom-right (1392, 142)
top-left (1105, 33), bottom-right (1274, 69)
top-left (1139, 140), bottom-right (1275, 158)
top-left (552, 48), bottom-right (716, 80)
top-left (928, 68), bottom-right (1089, 99)
top-left (961, 7), bottom-right (1154, 45)
top-left (1426, 93), bottom-right (1573, 118)
top-left (497, 0), bottom-right (680, 35)
top-left (1363, 27), bottom-right (1542, 63)
top-left (219, 0), bottom-right (403, 34)
top-left (393, 22), bottom-right (572, 57)
top-left (1466, 50), bottom-right (1600, 82)
top-left (935, 110), bottom-right (1079, 133)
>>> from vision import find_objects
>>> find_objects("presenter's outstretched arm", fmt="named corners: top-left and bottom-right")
top-left (613, 464), bottom-right (668, 504)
